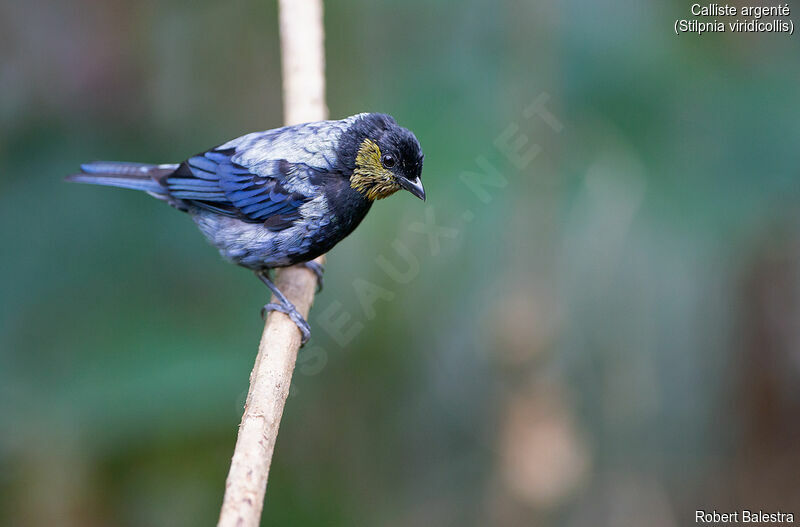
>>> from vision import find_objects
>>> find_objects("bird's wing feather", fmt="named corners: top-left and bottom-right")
top-left (163, 117), bottom-right (362, 230)
top-left (164, 149), bottom-right (319, 231)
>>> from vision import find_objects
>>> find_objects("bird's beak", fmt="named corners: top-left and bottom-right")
top-left (399, 176), bottom-right (426, 201)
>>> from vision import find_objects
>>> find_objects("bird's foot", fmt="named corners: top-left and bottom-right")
top-left (261, 302), bottom-right (311, 345)
top-left (256, 269), bottom-right (311, 345)
top-left (302, 261), bottom-right (325, 292)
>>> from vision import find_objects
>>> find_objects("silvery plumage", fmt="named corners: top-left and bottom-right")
top-left (67, 113), bottom-right (425, 343)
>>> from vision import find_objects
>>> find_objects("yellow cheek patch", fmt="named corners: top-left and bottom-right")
top-left (350, 139), bottom-right (401, 200)
top-left (355, 138), bottom-right (383, 172)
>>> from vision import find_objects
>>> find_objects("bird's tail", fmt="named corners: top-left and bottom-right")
top-left (66, 162), bottom-right (178, 194)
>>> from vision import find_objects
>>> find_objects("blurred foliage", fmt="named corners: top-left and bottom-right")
top-left (2, 0), bottom-right (800, 525)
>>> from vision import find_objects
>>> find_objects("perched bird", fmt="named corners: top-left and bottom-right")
top-left (67, 113), bottom-right (425, 343)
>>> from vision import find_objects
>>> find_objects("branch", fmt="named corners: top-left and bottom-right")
top-left (217, 1), bottom-right (327, 525)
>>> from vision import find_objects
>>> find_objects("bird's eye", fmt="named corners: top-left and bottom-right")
top-left (381, 154), bottom-right (396, 169)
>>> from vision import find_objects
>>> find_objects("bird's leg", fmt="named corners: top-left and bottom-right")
top-left (302, 261), bottom-right (325, 292)
top-left (256, 269), bottom-right (311, 345)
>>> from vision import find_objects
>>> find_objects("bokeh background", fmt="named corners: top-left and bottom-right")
top-left (2, 0), bottom-right (800, 525)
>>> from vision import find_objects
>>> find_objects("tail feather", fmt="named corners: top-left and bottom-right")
top-left (66, 161), bottom-right (178, 194)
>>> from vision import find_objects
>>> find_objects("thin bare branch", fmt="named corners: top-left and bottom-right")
top-left (217, 1), bottom-right (327, 525)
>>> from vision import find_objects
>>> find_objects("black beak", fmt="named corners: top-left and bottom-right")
top-left (399, 176), bottom-right (426, 201)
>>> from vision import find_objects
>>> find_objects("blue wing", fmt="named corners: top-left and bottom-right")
top-left (161, 116), bottom-right (363, 230)
top-left (164, 148), bottom-right (324, 231)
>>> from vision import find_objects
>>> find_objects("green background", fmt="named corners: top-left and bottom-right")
top-left (2, 0), bottom-right (800, 525)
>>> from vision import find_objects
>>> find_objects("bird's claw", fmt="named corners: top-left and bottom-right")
top-left (261, 302), bottom-right (311, 346)
top-left (303, 261), bottom-right (325, 292)
top-left (256, 268), bottom-right (313, 345)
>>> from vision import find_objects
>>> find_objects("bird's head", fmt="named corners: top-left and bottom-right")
top-left (345, 113), bottom-right (425, 201)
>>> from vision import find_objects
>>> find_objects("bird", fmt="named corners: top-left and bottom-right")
top-left (67, 112), bottom-right (425, 344)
